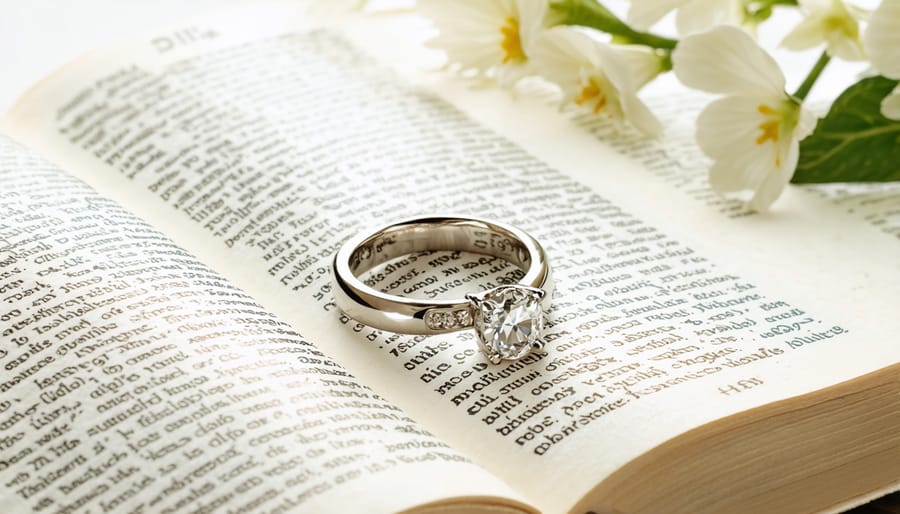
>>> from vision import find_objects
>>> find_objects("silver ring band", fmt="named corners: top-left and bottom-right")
top-left (333, 215), bottom-right (552, 363)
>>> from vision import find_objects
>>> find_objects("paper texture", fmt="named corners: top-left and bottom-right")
top-left (2, 8), bottom-right (898, 513)
top-left (0, 135), bottom-right (528, 514)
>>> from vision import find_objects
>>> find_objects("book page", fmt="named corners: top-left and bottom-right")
top-left (0, 135), bottom-right (529, 514)
top-left (4, 8), bottom-right (899, 513)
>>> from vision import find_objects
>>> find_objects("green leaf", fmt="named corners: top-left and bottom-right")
top-left (792, 76), bottom-right (900, 183)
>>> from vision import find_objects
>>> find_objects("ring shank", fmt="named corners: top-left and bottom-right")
top-left (348, 219), bottom-right (533, 274)
top-left (333, 216), bottom-right (552, 335)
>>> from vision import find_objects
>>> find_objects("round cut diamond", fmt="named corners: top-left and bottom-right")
top-left (470, 285), bottom-right (545, 362)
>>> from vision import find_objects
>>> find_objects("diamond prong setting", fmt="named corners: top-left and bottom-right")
top-left (469, 284), bottom-right (546, 363)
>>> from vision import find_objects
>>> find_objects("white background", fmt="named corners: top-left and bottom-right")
top-left (0, 0), bottom-right (248, 112)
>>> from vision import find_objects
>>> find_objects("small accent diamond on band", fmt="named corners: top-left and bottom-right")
top-left (425, 309), bottom-right (474, 330)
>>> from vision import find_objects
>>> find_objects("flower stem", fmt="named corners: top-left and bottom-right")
top-left (552, 0), bottom-right (678, 50)
top-left (750, 0), bottom-right (799, 9)
top-left (745, 0), bottom-right (798, 22)
top-left (792, 51), bottom-right (831, 101)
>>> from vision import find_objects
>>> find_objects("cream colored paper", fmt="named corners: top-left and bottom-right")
top-left (0, 136), bottom-right (531, 513)
top-left (2, 6), bottom-right (897, 513)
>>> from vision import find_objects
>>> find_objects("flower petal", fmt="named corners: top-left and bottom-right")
top-left (515, 0), bottom-right (554, 57)
top-left (589, 36), bottom-right (663, 136)
top-left (615, 45), bottom-right (664, 88)
top-left (620, 91), bottom-right (664, 137)
top-left (795, 106), bottom-right (819, 141)
top-left (591, 38), bottom-right (641, 90)
top-left (419, 0), bottom-right (513, 72)
top-left (865, 0), bottom-right (900, 77)
top-left (784, 0), bottom-right (866, 60)
top-left (749, 141), bottom-right (799, 211)
top-left (530, 26), bottom-right (594, 93)
top-left (882, 86), bottom-right (900, 120)
top-left (698, 96), bottom-right (780, 197)
top-left (708, 151), bottom-right (772, 194)
top-left (781, 15), bottom-right (827, 51)
top-left (418, 0), bottom-right (513, 28)
top-left (695, 95), bottom-right (781, 159)
top-left (532, 27), bottom-right (662, 136)
top-left (696, 93), bottom-right (804, 211)
top-left (627, 0), bottom-right (687, 30)
top-left (418, 0), bottom-right (550, 84)
top-left (825, 29), bottom-right (866, 60)
top-left (675, 0), bottom-right (743, 35)
top-left (673, 26), bottom-right (786, 96)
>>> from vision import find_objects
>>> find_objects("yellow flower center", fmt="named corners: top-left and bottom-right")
top-left (756, 101), bottom-right (802, 169)
top-left (824, 13), bottom-right (858, 39)
top-left (756, 104), bottom-right (780, 145)
top-left (575, 77), bottom-right (607, 114)
top-left (500, 17), bottom-right (525, 64)
top-left (756, 104), bottom-right (782, 167)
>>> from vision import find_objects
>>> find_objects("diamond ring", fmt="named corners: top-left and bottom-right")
top-left (332, 216), bottom-right (552, 364)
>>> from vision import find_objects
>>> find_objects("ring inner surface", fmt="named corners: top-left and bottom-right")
top-left (348, 221), bottom-right (532, 277)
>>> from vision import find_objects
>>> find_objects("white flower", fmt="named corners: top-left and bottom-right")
top-left (530, 26), bottom-right (663, 136)
top-left (417, 0), bottom-right (553, 84)
top-left (781, 0), bottom-right (867, 60)
top-left (627, 0), bottom-right (747, 35)
top-left (864, 0), bottom-right (900, 119)
top-left (673, 26), bottom-right (817, 212)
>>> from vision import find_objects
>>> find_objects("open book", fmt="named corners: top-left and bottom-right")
top-left (1, 6), bottom-right (898, 514)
